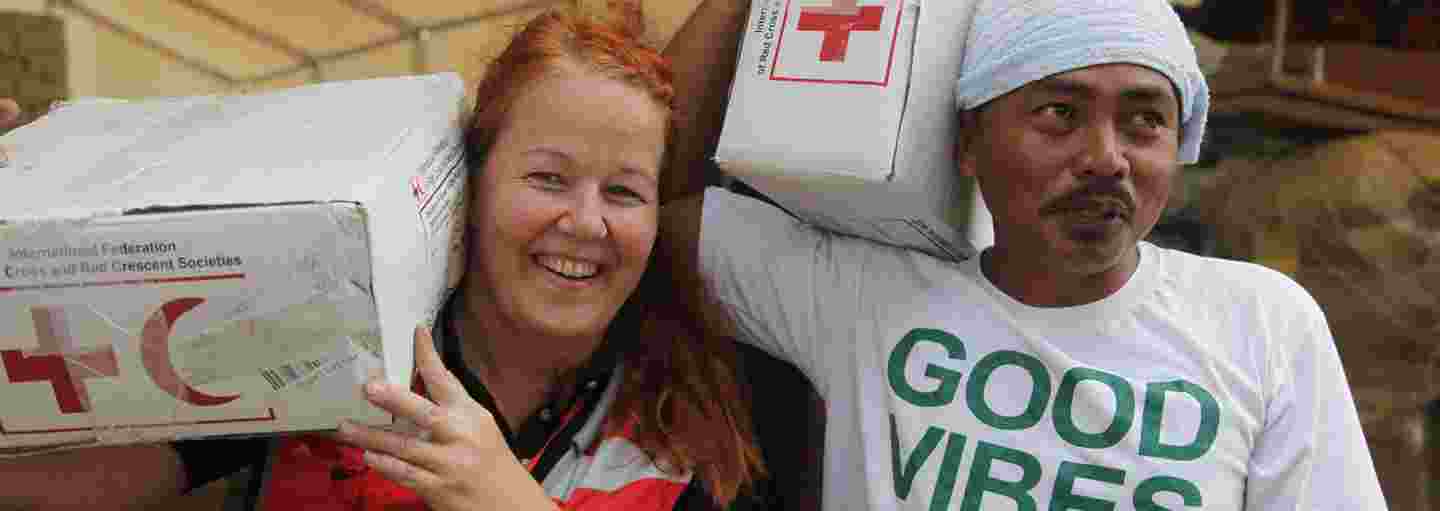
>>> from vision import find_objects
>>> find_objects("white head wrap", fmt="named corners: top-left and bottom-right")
top-left (954, 0), bottom-right (1209, 164)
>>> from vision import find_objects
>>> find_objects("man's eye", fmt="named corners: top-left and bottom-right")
top-left (1039, 104), bottom-right (1076, 120)
top-left (1132, 111), bottom-right (1167, 130)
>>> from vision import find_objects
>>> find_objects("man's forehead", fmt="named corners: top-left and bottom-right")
top-left (1023, 64), bottom-right (1179, 106)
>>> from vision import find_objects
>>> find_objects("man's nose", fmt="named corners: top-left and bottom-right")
top-left (1077, 122), bottom-right (1130, 178)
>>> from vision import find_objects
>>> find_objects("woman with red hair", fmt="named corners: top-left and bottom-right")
top-left (289, 5), bottom-right (772, 509)
top-left (193, 4), bottom-right (789, 510)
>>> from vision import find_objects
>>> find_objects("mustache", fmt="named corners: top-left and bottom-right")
top-left (1041, 180), bottom-right (1136, 215)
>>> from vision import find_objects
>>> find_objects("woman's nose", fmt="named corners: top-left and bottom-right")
top-left (556, 188), bottom-right (609, 240)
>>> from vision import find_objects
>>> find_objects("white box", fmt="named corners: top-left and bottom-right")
top-left (715, 0), bottom-right (984, 260)
top-left (0, 73), bottom-right (467, 454)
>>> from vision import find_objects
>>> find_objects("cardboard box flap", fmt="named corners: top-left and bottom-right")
top-left (0, 73), bottom-right (465, 220)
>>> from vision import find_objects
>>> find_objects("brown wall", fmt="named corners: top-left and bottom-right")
top-left (0, 11), bottom-right (65, 126)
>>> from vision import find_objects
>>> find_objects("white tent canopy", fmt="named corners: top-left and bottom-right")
top-left (7, 0), bottom-right (701, 99)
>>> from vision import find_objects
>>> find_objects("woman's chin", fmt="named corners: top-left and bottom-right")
top-left (523, 311), bottom-right (613, 341)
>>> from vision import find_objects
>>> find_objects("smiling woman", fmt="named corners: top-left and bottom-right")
top-left (466, 61), bottom-right (670, 347)
top-left (250, 4), bottom-right (771, 510)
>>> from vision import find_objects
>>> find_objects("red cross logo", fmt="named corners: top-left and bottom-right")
top-left (2, 307), bottom-right (120, 414)
top-left (2, 299), bottom-right (241, 415)
top-left (411, 175), bottom-right (426, 201)
top-left (796, 0), bottom-right (886, 62)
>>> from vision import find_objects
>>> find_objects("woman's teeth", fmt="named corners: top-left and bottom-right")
top-left (537, 255), bottom-right (599, 278)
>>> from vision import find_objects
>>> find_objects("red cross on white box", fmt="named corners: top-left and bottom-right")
top-left (796, 0), bottom-right (886, 62)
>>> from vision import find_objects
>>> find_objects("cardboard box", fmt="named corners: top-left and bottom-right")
top-left (0, 73), bottom-right (467, 454)
top-left (715, 0), bottom-right (983, 260)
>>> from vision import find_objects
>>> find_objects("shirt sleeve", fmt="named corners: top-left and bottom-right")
top-left (1243, 280), bottom-right (1388, 510)
top-left (698, 186), bottom-right (878, 396)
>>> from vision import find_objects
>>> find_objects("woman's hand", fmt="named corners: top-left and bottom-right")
top-left (335, 326), bottom-right (557, 511)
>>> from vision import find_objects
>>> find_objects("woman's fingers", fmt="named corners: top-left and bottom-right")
top-left (414, 325), bottom-right (467, 406)
top-left (335, 324), bottom-right (525, 506)
top-left (362, 449), bottom-right (442, 491)
top-left (360, 378), bottom-right (464, 439)
top-left (337, 420), bottom-right (440, 471)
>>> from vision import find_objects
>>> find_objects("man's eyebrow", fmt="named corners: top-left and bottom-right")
top-left (1028, 77), bottom-right (1177, 107)
top-left (1119, 85), bottom-right (1175, 106)
top-left (1030, 77), bottom-right (1094, 98)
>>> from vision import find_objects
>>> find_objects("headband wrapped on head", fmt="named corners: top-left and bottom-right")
top-left (954, 0), bottom-right (1209, 164)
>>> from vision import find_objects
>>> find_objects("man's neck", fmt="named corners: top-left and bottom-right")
top-left (979, 244), bottom-right (1140, 307)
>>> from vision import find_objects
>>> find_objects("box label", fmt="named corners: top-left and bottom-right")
top-left (3, 241), bottom-right (244, 285)
top-left (412, 136), bottom-right (466, 241)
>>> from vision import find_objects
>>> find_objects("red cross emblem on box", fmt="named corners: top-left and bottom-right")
top-left (1, 307), bottom-right (120, 414)
top-left (796, 0), bottom-right (886, 62)
top-left (410, 175), bottom-right (426, 201)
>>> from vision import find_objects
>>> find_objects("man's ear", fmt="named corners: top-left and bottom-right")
top-left (954, 109), bottom-right (980, 178)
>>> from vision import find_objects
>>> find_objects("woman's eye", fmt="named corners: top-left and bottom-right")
top-left (606, 185), bottom-right (648, 204)
top-left (527, 172), bottom-right (565, 189)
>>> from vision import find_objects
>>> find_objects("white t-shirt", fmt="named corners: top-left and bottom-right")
top-left (699, 188), bottom-right (1386, 511)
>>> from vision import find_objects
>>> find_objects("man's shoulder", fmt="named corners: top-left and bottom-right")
top-left (1151, 243), bottom-right (1301, 290)
top-left (1147, 243), bottom-right (1321, 313)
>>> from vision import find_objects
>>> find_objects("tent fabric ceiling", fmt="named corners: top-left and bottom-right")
top-left (47, 0), bottom-right (701, 86)
top-left (30, 0), bottom-right (1438, 130)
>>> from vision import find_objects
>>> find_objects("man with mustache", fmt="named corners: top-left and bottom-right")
top-left (660, 0), bottom-right (1388, 509)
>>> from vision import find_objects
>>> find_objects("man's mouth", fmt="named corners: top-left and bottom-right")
top-left (535, 255), bottom-right (601, 280)
top-left (1048, 196), bottom-right (1132, 222)
top-left (1067, 203), bottom-right (1128, 222)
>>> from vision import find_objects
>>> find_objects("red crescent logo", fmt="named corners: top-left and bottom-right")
top-left (139, 298), bottom-right (241, 406)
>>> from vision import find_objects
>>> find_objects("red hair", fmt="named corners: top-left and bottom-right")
top-left (462, 3), bottom-right (765, 507)
top-left (465, 2), bottom-right (673, 165)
